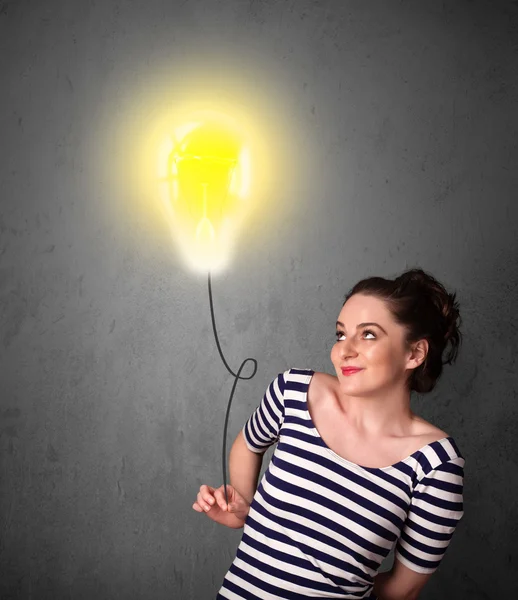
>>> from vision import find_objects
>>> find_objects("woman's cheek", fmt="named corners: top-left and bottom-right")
top-left (330, 344), bottom-right (339, 363)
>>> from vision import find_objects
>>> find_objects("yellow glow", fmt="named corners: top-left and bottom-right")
top-left (96, 63), bottom-right (307, 275)
top-left (157, 110), bottom-right (255, 273)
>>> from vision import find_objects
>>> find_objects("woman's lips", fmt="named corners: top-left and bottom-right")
top-left (341, 368), bottom-right (364, 376)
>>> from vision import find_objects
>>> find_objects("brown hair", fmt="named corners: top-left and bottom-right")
top-left (343, 268), bottom-right (463, 394)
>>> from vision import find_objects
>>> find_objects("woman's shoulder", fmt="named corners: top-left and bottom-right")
top-left (281, 368), bottom-right (335, 383)
top-left (410, 414), bottom-right (450, 443)
top-left (280, 369), bottom-right (337, 400)
top-left (410, 418), bottom-right (464, 470)
top-left (310, 370), bottom-right (338, 389)
top-left (408, 420), bottom-right (460, 467)
top-left (306, 371), bottom-right (339, 406)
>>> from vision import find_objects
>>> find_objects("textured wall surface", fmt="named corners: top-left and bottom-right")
top-left (1, 0), bottom-right (517, 598)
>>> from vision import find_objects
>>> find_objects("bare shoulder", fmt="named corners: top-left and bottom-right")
top-left (308, 371), bottom-right (338, 403)
top-left (411, 414), bottom-right (450, 443)
top-left (309, 371), bottom-right (338, 390)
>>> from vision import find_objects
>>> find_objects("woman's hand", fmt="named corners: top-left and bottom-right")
top-left (193, 484), bottom-right (250, 529)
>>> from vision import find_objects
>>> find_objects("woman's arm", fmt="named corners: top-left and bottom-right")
top-left (229, 429), bottom-right (264, 505)
top-left (192, 430), bottom-right (263, 528)
top-left (372, 558), bottom-right (433, 600)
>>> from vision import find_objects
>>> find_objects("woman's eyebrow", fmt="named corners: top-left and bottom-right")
top-left (335, 321), bottom-right (387, 334)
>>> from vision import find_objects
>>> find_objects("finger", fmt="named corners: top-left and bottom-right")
top-left (203, 492), bottom-right (216, 506)
top-left (226, 485), bottom-right (237, 504)
top-left (200, 484), bottom-right (215, 495)
top-left (192, 502), bottom-right (203, 512)
top-left (214, 488), bottom-right (228, 511)
top-left (197, 493), bottom-right (213, 512)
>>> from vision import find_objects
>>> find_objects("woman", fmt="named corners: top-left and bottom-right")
top-left (193, 268), bottom-right (465, 600)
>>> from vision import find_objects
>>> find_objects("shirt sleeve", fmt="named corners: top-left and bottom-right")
top-left (242, 371), bottom-right (286, 454)
top-left (395, 456), bottom-right (465, 574)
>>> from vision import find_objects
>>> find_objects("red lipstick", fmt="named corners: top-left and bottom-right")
top-left (341, 367), bottom-right (363, 376)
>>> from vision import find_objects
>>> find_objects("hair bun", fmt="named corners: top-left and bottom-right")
top-left (441, 292), bottom-right (461, 341)
top-left (401, 269), bottom-right (430, 286)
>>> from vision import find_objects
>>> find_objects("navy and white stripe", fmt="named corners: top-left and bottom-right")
top-left (217, 369), bottom-right (465, 599)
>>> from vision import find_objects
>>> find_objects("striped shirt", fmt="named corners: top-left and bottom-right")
top-left (217, 368), bottom-right (465, 600)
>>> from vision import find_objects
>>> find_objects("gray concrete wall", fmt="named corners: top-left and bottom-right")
top-left (1, 0), bottom-right (517, 598)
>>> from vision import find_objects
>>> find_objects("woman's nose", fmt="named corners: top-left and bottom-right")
top-left (339, 339), bottom-right (358, 359)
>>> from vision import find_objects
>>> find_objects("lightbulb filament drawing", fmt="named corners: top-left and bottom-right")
top-left (158, 111), bottom-right (258, 506)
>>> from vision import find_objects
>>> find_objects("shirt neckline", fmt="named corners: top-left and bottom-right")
top-left (300, 369), bottom-right (452, 472)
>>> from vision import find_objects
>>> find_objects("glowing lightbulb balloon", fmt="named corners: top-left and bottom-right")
top-left (158, 113), bottom-right (252, 274)
top-left (158, 110), bottom-right (259, 507)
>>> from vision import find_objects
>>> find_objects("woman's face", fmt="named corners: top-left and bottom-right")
top-left (330, 293), bottom-right (422, 397)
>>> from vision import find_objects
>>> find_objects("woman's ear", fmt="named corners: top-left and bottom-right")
top-left (408, 339), bottom-right (428, 369)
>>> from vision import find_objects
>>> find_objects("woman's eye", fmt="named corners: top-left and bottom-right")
top-left (335, 330), bottom-right (376, 341)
